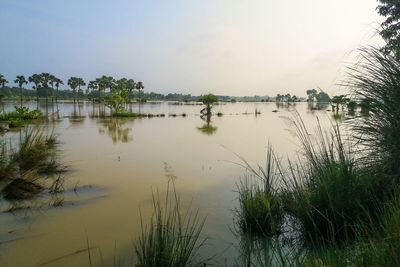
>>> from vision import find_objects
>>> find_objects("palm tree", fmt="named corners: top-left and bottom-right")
top-left (87, 80), bottom-right (98, 102)
top-left (0, 74), bottom-right (8, 101)
top-left (40, 73), bottom-right (52, 102)
top-left (14, 75), bottom-right (27, 104)
top-left (48, 75), bottom-right (57, 102)
top-left (136, 81), bottom-right (144, 113)
top-left (96, 75), bottom-right (115, 102)
top-left (68, 77), bottom-right (78, 103)
top-left (54, 78), bottom-right (63, 103)
top-left (28, 74), bottom-right (43, 102)
top-left (76, 77), bottom-right (86, 102)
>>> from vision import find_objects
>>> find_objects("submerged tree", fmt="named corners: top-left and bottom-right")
top-left (199, 94), bottom-right (218, 115)
top-left (306, 89), bottom-right (318, 102)
top-left (14, 75), bottom-right (28, 103)
top-left (331, 95), bottom-right (348, 113)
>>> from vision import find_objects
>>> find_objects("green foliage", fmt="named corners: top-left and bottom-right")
top-left (198, 94), bottom-right (218, 105)
top-left (331, 95), bottom-right (348, 105)
top-left (377, 0), bottom-right (400, 59)
top-left (0, 106), bottom-right (42, 121)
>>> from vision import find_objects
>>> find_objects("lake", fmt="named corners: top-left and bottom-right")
top-left (0, 100), bottom-right (333, 266)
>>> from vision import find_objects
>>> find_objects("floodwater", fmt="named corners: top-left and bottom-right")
top-left (0, 100), bottom-right (333, 266)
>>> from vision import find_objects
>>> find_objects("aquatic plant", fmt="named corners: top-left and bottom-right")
top-left (347, 47), bottom-right (400, 177)
top-left (235, 147), bottom-right (283, 236)
top-left (0, 127), bottom-right (64, 200)
top-left (282, 114), bottom-right (391, 244)
top-left (134, 182), bottom-right (207, 267)
top-left (0, 106), bottom-right (42, 121)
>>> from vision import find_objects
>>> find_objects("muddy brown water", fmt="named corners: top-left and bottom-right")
top-left (0, 100), bottom-right (333, 266)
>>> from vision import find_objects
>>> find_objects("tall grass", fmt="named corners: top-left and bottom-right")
top-left (346, 47), bottom-right (400, 177)
top-left (0, 127), bottom-right (63, 200)
top-left (282, 114), bottom-right (389, 244)
top-left (235, 146), bottom-right (284, 236)
top-left (134, 181), bottom-right (207, 267)
top-left (14, 127), bottom-right (58, 173)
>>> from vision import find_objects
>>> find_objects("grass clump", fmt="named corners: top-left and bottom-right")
top-left (134, 181), bottom-right (207, 267)
top-left (0, 127), bottom-right (64, 200)
top-left (236, 147), bottom-right (283, 236)
top-left (347, 47), bottom-right (400, 177)
top-left (282, 115), bottom-right (389, 244)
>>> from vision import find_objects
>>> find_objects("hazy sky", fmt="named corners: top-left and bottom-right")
top-left (0, 0), bottom-right (383, 96)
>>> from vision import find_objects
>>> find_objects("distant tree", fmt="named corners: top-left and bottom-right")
top-left (0, 74), bottom-right (8, 88)
top-left (377, 1), bottom-right (400, 59)
top-left (331, 95), bottom-right (348, 113)
top-left (87, 80), bottom-right (99, 102)
top-left (28, 74), bottom-right (43, 101)
top-left (76, 77), bottom-right (86, 102)
top-left (316, 90), bottom-right (331, 103)
top-left (306, 89), bottom-right (318, 102)
top-left (136, 81), bottom-right (144, 112)
top-left (40, 73), bottom-right (53, 101)
top-left (96, 75), bottom-right (116, 102)
top-left (68, 77), bottom-right (79, 103)
top-left (127, 79), bottom-right (136, 99)
top-left (198, 94), bottom-right (218, 115)
top-left (14, 75), bottom-right (27, 103)
top-left (0, 74), bottom-right (8, 100)
top-left (54, 78), bottom-right (63, 103)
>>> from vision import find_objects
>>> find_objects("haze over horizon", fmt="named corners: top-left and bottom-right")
top-left (0, 0), bottom-right (383, 97)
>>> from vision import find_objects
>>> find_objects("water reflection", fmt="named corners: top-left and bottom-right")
top-left (275, 102), bottom-right (297, 111)
top-left (197, 114), bottom-right (217, 135)
top-left (306, 102), bottom-right (330, 113)
top-left (98, 118), bottom-right (133, 144)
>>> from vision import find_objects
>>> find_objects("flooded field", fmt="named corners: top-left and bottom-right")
top-left (0, 101), bottom-right (332, 266)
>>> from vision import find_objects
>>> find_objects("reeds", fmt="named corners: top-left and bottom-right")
top-left (134, 181), bottom-right (207, 267)
top-left (235, 146), bottom-right (283, 236)
top-left (346, 47), bottom-right (400, 176)
top-left (0, 126), bottom-right (64, 200)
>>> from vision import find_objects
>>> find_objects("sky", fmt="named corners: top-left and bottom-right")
top-left (0, 0), bottom-right (383, 97)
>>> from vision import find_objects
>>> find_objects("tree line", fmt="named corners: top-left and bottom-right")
top-left (0, 73), bottom-right (145, 105)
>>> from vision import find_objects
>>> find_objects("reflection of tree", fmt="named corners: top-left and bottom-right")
top-left (88, 103), bottom-right (107, 118)
top-left (306, 102), bottom-right (329, 113)
top-left (69, 102), bottom-right (85, 124)
top-left (275, 102), bottom-right (296, 110)
top-left (197, 114), bottom-right (217, 135)
top-left (98, 118), bottom-right (133, 144)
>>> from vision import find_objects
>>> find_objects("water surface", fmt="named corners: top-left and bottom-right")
top-left (0, 101), bottom-right (332, 266)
